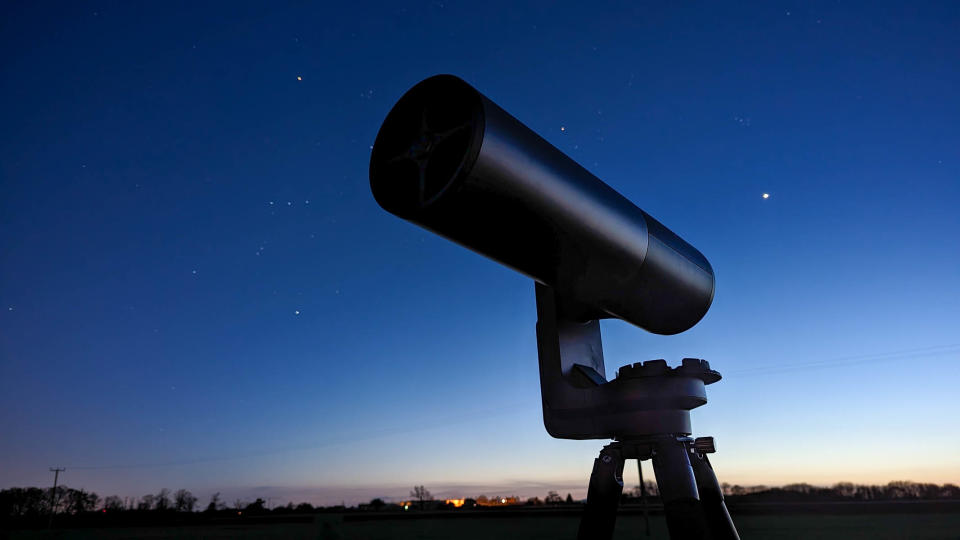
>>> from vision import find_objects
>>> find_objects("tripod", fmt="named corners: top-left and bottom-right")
top-left (578, 432), bottom-right (738, 539)
top-left (535, 284), bottom-right (739, 540)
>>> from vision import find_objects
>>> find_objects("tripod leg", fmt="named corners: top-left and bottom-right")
top-left (651, 438), bottom-right (708, 540)
top-left (577, 444), bottom-right (624, 540)
top-left (690, 452), bottom-right (740, 540)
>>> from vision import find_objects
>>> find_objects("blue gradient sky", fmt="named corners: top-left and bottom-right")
top-left (1, 1), bottom-right (958, 506)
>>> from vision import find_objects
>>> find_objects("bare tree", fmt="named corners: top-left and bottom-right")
top-left (138, 494), bottom-right (155, 511)
top-left (244, 498), bottom-right (266, 514)
top-left (632, 480), bottom-right (659, 498)
top-left (47, 485), bottom-right (68, 514)
top-left (205, 492), bottom-right (223, 512)
top-left (155, 489), bottom-right (171, 511)
top-left (103, 496), bottom-right (124, 511)
top-left (173, 489), bottom-right (197, 512)
top-left (66, 489), bottom-right (99, 514)
top-left (410, 486), bottom-right (432, 510)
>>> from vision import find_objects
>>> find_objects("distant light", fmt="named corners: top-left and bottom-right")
top-left (295, 310), bottom-right (300, 315)
top-left (560, 126), bottom-right (566, 132)
top-left (500, 498), bottom-right (506, 504)
top-left (762, 193), bottom-right (770, 199)
top-left (297, 76), bottom-right (302, 81)
top-left (404, 504), bottom-right (409, 510)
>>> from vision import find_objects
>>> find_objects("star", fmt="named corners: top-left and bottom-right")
top-left (297, 76), bottom-right (302, 81)
top-left (762, 193), bottom-right (770, 199)
top-left (294, 310), bottom-right (301, 315)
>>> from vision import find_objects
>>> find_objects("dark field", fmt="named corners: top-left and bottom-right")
top-left (7, 505), bottom-right (960, 540)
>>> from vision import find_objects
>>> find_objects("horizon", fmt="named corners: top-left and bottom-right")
top-left (10, 476), bottom-right (957, 509)
top-left (2, 0), bottom-right (958, 511)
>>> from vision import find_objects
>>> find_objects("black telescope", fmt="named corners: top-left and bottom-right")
top-left (370, 75), bottom-right (739, 540)
top-left (370, 74), bottom-right (713, 335)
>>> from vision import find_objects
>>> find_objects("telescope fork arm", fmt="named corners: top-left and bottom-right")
top-left (535, 283), bottom-right (609, 438)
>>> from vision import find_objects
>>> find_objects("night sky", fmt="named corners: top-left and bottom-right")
top-left (1, 1), bottom-right (958, 506)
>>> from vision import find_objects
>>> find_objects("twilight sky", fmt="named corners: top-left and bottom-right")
top-left (1, 1), bottom-right (958, 506)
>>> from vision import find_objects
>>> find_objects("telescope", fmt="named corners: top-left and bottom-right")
top-left (370, 75), bottom-right (713, 336)
top-left (370, 75), bottom-right (739, 540)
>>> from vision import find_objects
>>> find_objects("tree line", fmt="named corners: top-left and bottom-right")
top-left (719, 481), bottom-right (960, 502)
top-left (619, 480), bottom-right (960, 503)
top-left (0, 486), bottom-right (327, 522)
top-left (3, 480), bottom-right (958, 522)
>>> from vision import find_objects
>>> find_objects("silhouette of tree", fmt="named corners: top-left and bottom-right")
top-left (294, 502), bottom-right (314, 513)
top-left (833, 482), bottom-right (856, 498)
top-left (545, 491), bottom-right (562, 505)
top-left (154, 489), bottom-right (171, 511)
top-left (0, 487), bottom-right (47, 517)
top-left (565, 493), bottom-right (574, 504)
top-left (369, 498), bottom-right (386, 510)
top-left (137, 494), bottom-right (155, 511)
top-left (410, 486), bottom-right (432, 510)
top-left (103, 496), bottom-right (124, 511)
top-left (205, 492), bottom-right (223, 512)
top-left (47, 485), bottom-right (68, 515)
top-left (173, 489), bottom-right (197, 512)
top-left (245, 498), bottom-right (266, 514)
top-left (66, 489), bottom-right (99, 514)
top-left (630, 480), bottom-right (659, 498)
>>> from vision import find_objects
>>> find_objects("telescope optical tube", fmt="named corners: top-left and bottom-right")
top-left (370, 75), bottom-right (714, 335)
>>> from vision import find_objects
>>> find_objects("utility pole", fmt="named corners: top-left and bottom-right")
top-left (48, 467), bottom-right (65, 529)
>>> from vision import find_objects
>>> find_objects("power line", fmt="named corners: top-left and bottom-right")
top-left (58, 344), bottom-right (960, 470)
top-left (725, 343), bottom-right (960, 378)
top-left (66, 402), bottom-right (526, 471)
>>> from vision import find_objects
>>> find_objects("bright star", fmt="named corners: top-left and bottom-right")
top-left (762, 193), bottom-right (770, 199)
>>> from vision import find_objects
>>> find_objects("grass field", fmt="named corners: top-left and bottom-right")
top-left (8, 512), bottom-right (960, 540)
